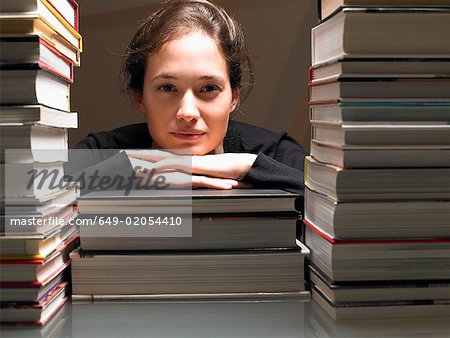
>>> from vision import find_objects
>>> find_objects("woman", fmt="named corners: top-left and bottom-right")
top-left (76, 0), bottom-right (306, 194)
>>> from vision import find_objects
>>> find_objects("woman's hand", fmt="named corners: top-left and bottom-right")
top-left (125, 150), bottom-right (256, 189)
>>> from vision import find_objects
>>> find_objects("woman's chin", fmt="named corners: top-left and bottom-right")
top-left (169, 146), bottom-right (208, 156)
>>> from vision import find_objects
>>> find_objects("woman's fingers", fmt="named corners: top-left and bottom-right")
top-left (128, 151), bottom-right (192, 174)
top-left (192, 176), bottom-right (239, 189)
top-left (127, 151), bottom-right (257, 185)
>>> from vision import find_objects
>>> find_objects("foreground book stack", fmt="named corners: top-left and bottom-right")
top-left (306, 0), bottom-right (450, 320)
top-left (0, 0), bottom-right (82, 326)
top-left (71, 189), bottom-right (310, 300)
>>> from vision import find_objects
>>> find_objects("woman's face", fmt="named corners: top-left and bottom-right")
top-left (134, 31), bottom-right (239, 155)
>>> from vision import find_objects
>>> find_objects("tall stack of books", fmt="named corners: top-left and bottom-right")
top-left (71, 189), bottom-right (310, 300)
top-left (0, 0), bottom-right (82, 326)
top-left (305, 0), bottom-right (450, 320)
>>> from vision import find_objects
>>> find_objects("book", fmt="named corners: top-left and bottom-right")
top-left (304, 155), bottom-right (450, 201)
top-left (0, 269), bottom-right (65, 303)
top-left (310, 58), bottom-right (450, 84)
top-left (0, 281), bottom-right (67, 325)
top-left (0, 67), bottom-right (70, 111)
top-left (308, 264), bottom-right (450, 303)
top-left (304, 188), bottom-right (450, 239)
top-left (1, 162), bottom-right (67, 201)
top-left (70, 241), bottom-right (309, 296)
top-left (304, 221), bottom-right (450, 282)
top-left (0, 222), bottom-right (77, 258)
top-left (0, 7), bottom-right (82, 51)
top-left (0, 0), bottom-right (79, 31)
top-left (0, 105), bottom-right (78, 128)
top-left (3, 183), bottom-right (78, 214)
top-left (319, 0), bottom-right (450, 21)
top-left (0, 251), bottom-right (68, 284)
top-left (1, 124), bottom-right (69, 163)
top-left (0, 33), bottom-right (79, 66)
top-left (78, 189), bottom-right (301, 214)
top-left (78, 214), bottom-right (300, 251)
top-left (312, 8), bottom-right (450, 66)
top-left (0, 233), bottom-right (78, 283)
top-left (1, 204), bottom-right (78, 238)
top-left (0, 36), bottom-right (74, 81)
top-left (308, 78), bottom-right (450, 104)
top-left (311, 284), bottom-right (450, 320)
top-left (310, 141), bottom-right (450, 168)
top-left (309, 102), bottom-right (450, 122)
top-left (311, 121), bottom-right (450, 146)
top-left (3, 181), bottom-right (78, 205)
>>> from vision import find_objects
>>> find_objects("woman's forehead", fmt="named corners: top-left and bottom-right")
top-left (145, 32), bottom-right (229, 79)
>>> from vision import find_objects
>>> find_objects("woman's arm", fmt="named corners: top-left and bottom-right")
top-left (240, 133), bottom-right (306, 194)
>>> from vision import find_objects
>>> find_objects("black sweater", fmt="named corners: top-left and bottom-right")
top-left (72, 120), bottom-right (306, 196)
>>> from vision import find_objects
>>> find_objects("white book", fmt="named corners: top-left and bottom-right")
top-left (0, 105), bottom-right (77, 128)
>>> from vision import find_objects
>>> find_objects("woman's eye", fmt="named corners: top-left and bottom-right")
top-left (159, 84), bottom-right (176, 92)
top-left (201, 84), bottom-right (220, 93)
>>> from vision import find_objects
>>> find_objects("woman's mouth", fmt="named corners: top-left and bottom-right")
top-left (170, 131), bottom-right (205, 140)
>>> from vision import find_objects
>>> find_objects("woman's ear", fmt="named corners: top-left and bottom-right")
top-left (230, 87), bottom-right (240, 113)
top-left (132, 91), bottom-right (146, 115)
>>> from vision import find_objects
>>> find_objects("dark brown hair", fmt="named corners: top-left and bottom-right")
top-left (122, 0), bottom-right (253, 101)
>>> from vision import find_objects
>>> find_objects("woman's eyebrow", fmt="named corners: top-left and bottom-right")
top-left (152, 74), bottom-right (226, 83)
top-left (199, 75), bottom-right (226, 83)
top-left (151, 73), bottom-right (177, 82)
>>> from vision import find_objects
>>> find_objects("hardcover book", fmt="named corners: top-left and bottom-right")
top-left (308, 264), bottom-right (450, 303)
top-left (0, 35), bottom-right (74, 81)
top-left (312, 8), bottom-right (450, 65)
top-left (305, 221), bottom-right (450, 282)
top-left (304, 187), bottom-right (450, 239)
top-left (311, 283), bottom-right (450, 320)
top-left (0, 67), bottom-right (70, 111)
top-left (0, 0), bottom-right (79, 31)
top-left (304, 155), bottom-right (450, 201)
top-left (319, 0), bottom-right (450, 20)
top-left (0, 6), bottom-right (82, 51)
top-left (71, 241), bottom-right (310, 297)
top-left (0, 281), bottom-right (67, 325)
top-left (0, 105), bottom-right (78, 128)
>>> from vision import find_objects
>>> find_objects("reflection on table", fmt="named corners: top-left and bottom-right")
top-left (1, 299), bottom-right (450, 338)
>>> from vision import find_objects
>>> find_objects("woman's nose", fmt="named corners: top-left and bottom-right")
top-left (177, 90), bottom-right (200, 121)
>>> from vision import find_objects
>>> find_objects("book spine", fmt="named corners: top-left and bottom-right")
top-left (309, 66), bottom-right (314, 83)
top-left (71, 0), bottom-right (79, 31)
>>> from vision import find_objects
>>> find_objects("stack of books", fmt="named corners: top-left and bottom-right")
top-left (0, 0), bottom-right (82, 326)
top-left (71, 189), bottom-right (310, 300)
top-left (305, 0), bottom-right (450, 320)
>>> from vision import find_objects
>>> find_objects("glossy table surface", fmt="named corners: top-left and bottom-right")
top-left (1, 299), bottom-right (450, 338)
